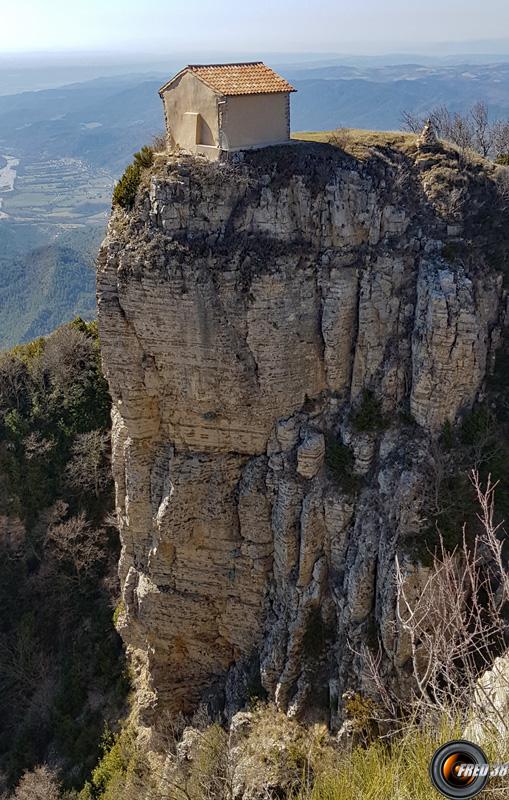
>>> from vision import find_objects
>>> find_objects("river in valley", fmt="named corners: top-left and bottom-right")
top-left (0, 155), bottom-right (19, 219)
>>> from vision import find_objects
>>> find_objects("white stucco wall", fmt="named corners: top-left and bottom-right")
top-left (161, 72), bottom-right (220, 152)
top-left (221, 93), bottom-right (290, 150)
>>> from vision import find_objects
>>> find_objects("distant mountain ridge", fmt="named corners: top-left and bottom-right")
top-left (0, 224), bottom-right (100, 348)
top-left (3, 60), bottom-right (509, 170)
top-left (2, 58), bottom-right (509, 347)
top-left (288, 61), bottom-right (509, 129)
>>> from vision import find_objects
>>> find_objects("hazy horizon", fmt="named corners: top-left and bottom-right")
top-left (4, 41), bottom-right (509, 61)
top-left (3, 40), bottom-right (509, 97)
top-left (2, 0), bottom-right (509, 56)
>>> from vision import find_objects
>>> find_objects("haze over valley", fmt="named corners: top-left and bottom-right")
top-left (3, 50), bottom-right (509, 347)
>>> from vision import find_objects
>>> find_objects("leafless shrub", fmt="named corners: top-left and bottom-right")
top-left (0, 355), bottom-right (29, 414)
top-left (12, 766), bottom-right (61, 800)
top-left (494, 164), bottom-right (509, 203)
top-left (23, 432), bottom-right (54, 462)
top-left (149, 721), bottom-right (231, 800)
top-left (183, 724), bottom-right (231, 800)
top-left (493, 121), bottom-right (509, 159)
top-left (190, 704), bottom-right (213, 732)
top-left (156, 709), bottom-right (188, 756)
top-left (471, 101), bottom-right (492, 157)
top-left (103, 510), bottom-right (119, 530)
top-left (365, 471), bottom-right (509, 734)
top-left (66, 429), bottom-right (111, 498)
top-left (151, 133), bottom-right (168, 152)
top-left (0, 626), bottom-right (50, 711)
top-left (328, 127), bottom-right (351, 149)
top-left (401, 110), bottom-right (424, 134)
top-left (402, 101), bottom-right (509, 160)
top-left (36, 327), bottom-right (96, 393)
top-left (45, 512), bottom-right (105, 583)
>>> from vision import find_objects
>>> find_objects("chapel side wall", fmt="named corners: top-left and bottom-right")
top-left (162, 72), bottom-right (220, 151)
top-left (222, 93), bottom-right (290, 149)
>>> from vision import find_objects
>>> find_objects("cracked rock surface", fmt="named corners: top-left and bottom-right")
top-left (97, 140), bottom-right (507, 726)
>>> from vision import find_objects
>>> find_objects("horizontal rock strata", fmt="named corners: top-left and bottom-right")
top-left (98, 140), bottom-right (506, 725)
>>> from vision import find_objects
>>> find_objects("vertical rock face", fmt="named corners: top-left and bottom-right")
top-left (97, 141), bottom-right (506, 726)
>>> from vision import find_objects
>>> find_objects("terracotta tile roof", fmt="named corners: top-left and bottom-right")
top-left (160, 62), bottom-right (296, 97)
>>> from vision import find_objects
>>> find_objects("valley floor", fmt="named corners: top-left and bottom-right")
top-left (0, 154), bottom-right (19, 218)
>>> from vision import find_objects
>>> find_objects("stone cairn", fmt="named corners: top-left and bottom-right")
top-left (417, 118), bottom-right (439, 150)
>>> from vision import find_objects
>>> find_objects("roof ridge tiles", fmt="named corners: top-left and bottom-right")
top-left (160, 61), bottom-right (296, 97)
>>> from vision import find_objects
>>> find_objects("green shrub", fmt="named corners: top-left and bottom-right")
top-left (133, 146), bottom-right (154, 169)
top-left (305, 719), bottom-right (461, 800)
top-left (408, 400), bottom-right (509, 566)
top-left (82, 726), bottom-right (140, 800)
top-left (496, 153), bottom-right (509, 166)
top-left (441, 419), bottom-right (454, 450)
top-left (351, 390), bottom-right (385, 432)
top-left (112, 600), bottom-right (125, 628)
top-left (302, 607), bottom-right (328, 660)
top-left (112, 146), bottom-right (154, 210)
top-left (10, 337), bottom-right (45, 364)
top-left (442, 241), bottom-right (460, 262)
top-left (325, 436), bottom-right (359, 494)
top-left (398, 408), bottom-right (416, 426)
top-left (460, 405), bottom-right (497, 448)
top-left (3, 408), bottom-right (29, 440)
top-left (112, 163), bottom-right (141, 210)
top-left (343, 692), bottom-right (378, 739)
top-left (187, 724), bottom-right (229, 800)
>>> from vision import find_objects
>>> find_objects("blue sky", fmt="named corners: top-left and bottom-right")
top-left (2, 0), bottom-right (509, 54)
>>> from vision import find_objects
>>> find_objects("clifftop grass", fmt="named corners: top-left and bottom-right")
top-left (292, 128), bottom-right (417, 159)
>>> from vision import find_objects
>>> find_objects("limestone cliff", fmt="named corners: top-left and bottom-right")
top-left (97, 137), bottom-right (508, 728)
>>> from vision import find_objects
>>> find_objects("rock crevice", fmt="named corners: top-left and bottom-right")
top-left (97, 141), bottom-right (507, 725)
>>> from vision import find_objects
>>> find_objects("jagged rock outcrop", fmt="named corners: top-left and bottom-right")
top-left (465, 654), bottom-right (509, 741)
top-left (97, 139), bottom-right (508, 727)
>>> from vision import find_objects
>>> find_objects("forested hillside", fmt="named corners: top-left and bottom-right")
top-left (0, 228), bottom-right (101, 349)
top-left (0, 320), bottom-right (126, 795)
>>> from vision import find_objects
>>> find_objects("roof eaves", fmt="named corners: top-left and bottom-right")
top-left (159, 66), bottom-right (223, 97)
top-left (159, 68), bottom-right (185, 96)
top-left (221, 89), bottom-right (297, 97)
